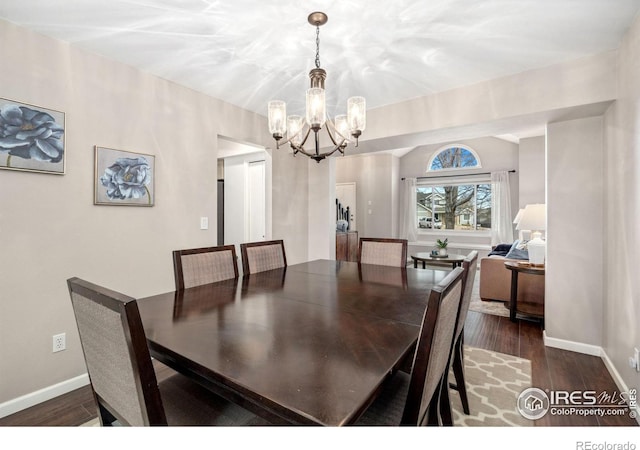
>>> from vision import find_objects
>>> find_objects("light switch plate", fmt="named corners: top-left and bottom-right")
top-left (200, 217), bottom-right (209, 230)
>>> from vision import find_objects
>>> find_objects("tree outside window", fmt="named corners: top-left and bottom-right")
top-left (417, 146), bottom-right (491, 231)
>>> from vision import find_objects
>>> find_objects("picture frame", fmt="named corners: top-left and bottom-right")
top-left (94, 146), bottom-right (155, 206)
top-left (0, 97), bottom-right (65, 174)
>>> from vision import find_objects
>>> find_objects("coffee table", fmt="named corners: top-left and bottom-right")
top-left (411, 252), bottom-right (465, 269)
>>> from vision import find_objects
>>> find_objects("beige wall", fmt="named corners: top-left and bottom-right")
top-left (0, 18), bottom-right (285, 410)
top-left (603, 13), bottom-right (640, 395)
top-left (518, 136), bottom-right (546, 207)
top-left (335, 153), bottom-right (399, 239)
top-left (546, 116), bottom-right (604, 346)
top-left (356, 50), bottom-right (617, 153)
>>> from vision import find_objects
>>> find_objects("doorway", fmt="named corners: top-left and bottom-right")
top-left (217, 136), bottom-right (270, 248)
top-left (336, 182), bottom-right (357, 231)
top-left (248, 160), bottom-right (266, 241)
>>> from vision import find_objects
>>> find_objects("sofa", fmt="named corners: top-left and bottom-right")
top-left (479, 243), bottom-right (545, 308)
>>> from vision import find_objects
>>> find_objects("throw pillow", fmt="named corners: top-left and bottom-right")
top-left (488, 243), bottom-right (512, 257)
top-left (336, 220), bottom-right (348, 232)
top-left (505, 239), bottom-right (529, 260)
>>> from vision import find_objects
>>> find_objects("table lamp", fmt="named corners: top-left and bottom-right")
top-left (516, 204), bottom-right (546, 265)
top-left (513, 208), bottom-right (528, 241)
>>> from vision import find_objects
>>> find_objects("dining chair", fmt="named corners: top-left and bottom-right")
top-left (67, 277), bottom-right (268, 426)
top-left (240, 239), bottom-right (287, 274)
top-left (358, 237), bottom-right (408, 267)
top-left (356, 266), bottom-right (465, 426)
top-left (172, 245), bottom-right (238, 290)
top-left (358, 263), bottom-right (408, 288)
top-left (441, 250), bottom-right (478, 424)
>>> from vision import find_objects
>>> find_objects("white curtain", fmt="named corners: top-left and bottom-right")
top-left (490, 171), bottom-right (514, 246)
top-left (399, 177), bottom-right (418, 242)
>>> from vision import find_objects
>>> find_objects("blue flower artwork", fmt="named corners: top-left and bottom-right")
top-left (0, 98), bottom-right (65, 174)
top-left (94, 147), bottom-right (155, 206)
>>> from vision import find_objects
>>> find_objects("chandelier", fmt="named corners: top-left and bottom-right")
top-left (267, 12), bottom-right (366, 163)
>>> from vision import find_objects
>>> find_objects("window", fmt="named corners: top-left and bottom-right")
top-left (417, 144), bottom-right (490, 231)
top-left (427, 145), bottom-right (480, 171)
top-left (417, 183), bottom-right (491, 231)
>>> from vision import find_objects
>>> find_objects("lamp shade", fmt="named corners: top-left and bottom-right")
top-left (306, 88), bottom-right (326, 129)
top-left (515, 204), bottom-right (546, 232)
top-left (287, 115), bottom-right (304, 147)
top-left (347, 96), bottom-right (366, 133)
top-left (513, 208), bottom-right (525, 225)
top-left (268, 100), bottom-right (286, 137)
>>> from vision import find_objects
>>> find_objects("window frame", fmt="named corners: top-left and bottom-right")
top-left (426, 144), bottom-right (482, 174)
top-left (416, 174), bottom-right (492, 236)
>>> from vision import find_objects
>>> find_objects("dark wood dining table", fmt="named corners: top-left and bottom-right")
top-left (137, 259), bottom-right (448, 426)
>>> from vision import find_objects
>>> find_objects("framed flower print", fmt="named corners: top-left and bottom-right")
top-left (94, 146), bottom-right (155, 206)
top-left (0, 98), bottom-right (65, 174)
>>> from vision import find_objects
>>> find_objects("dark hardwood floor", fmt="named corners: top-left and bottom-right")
top-left (0, 310), bottom-right (636, 427)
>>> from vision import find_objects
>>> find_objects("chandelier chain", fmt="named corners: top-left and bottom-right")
top-left (315, 26), bottom-right (321, 69)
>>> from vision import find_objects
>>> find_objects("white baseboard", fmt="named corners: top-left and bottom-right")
top-left (601, 349), bottom-right (640, 426)
top-left (543, 331), bottom-right (603, 356)
top-left (543, 331), bottom-right (640, 426)
top-left (0, 373), bottom-right (90, 419)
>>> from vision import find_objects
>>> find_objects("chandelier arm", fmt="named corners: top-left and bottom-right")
top-left (291, 144), bottom-right (343, 161)
top-left (277, 126), bottom-right (310, 149)
top-left (324, 119), bottom-right (348, 148)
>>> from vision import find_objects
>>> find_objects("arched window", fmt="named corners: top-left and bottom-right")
top-left (427, 144), bottom-right (481, 172)
top-left (417, 144), bottom-right (490, 232)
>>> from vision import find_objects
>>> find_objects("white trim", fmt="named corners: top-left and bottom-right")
top-left (543, 331), bottom-right (602, 356)
top-left (417, 229), bottom-right (492, 238)
top-left (0, 373), bottom-right (90, 419)
top-left (601, 349), bottom-right (640, 425)
top-left (543, 332), bottom-right (640, 425)
top-left (426, 143), bottom-right (482, 172)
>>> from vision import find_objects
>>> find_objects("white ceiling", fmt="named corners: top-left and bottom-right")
top-left (1, 0), bottom-right (639, 145)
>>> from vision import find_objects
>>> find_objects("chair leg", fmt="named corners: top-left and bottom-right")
top-left (439, 370), bottom-right (454, 426)
top-left (452, 335), bottom-right (470, 415)
top-left (98, 402), bottom-right (118, 426)
top-left (426, 387), bottom-right (442, 425)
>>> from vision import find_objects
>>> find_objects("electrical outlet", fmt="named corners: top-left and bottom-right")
top-left (53, 333), bottom-right (66, 353)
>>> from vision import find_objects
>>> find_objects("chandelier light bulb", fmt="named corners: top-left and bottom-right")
top-left (287, 115), bottom-right (304, 147)
top-left (347, 96), bottom-right (366, 135)
top-left (268, 100), bottom-right (287, 139)
top-left (306, 88), bottom-right (326, 130)
top-left (334, 115), bottom-right (350, 144)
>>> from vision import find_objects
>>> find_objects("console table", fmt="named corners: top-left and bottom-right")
top-left (336, 231), bottom-right (358, 262)
top-left (504, 261), bottom-right (545, 322)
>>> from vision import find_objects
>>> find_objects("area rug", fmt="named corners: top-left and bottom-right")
top-left (468, 270), bottom-right (510, 318)
top-left (449, 346), bottom-right (532, 426)
top-left (81, 348), bottom-right (531, 427)
top-left (352, 345), bottom-right (532, 426)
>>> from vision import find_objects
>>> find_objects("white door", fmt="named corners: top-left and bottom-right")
top-left (248, 160), bottom-right (266, 241)
top-left (336, 182), bottom-right (357, 231)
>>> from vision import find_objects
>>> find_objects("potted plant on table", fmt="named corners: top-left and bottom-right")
top-left (436, 238), bottom-right (448, 256)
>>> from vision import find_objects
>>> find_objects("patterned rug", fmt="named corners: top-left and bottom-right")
top-left (82, 347), bottom-right (531, 427)
top-left (468, 271), bottom-right (510, 318)
top-left (450, 346), bottom-right (532, 426)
